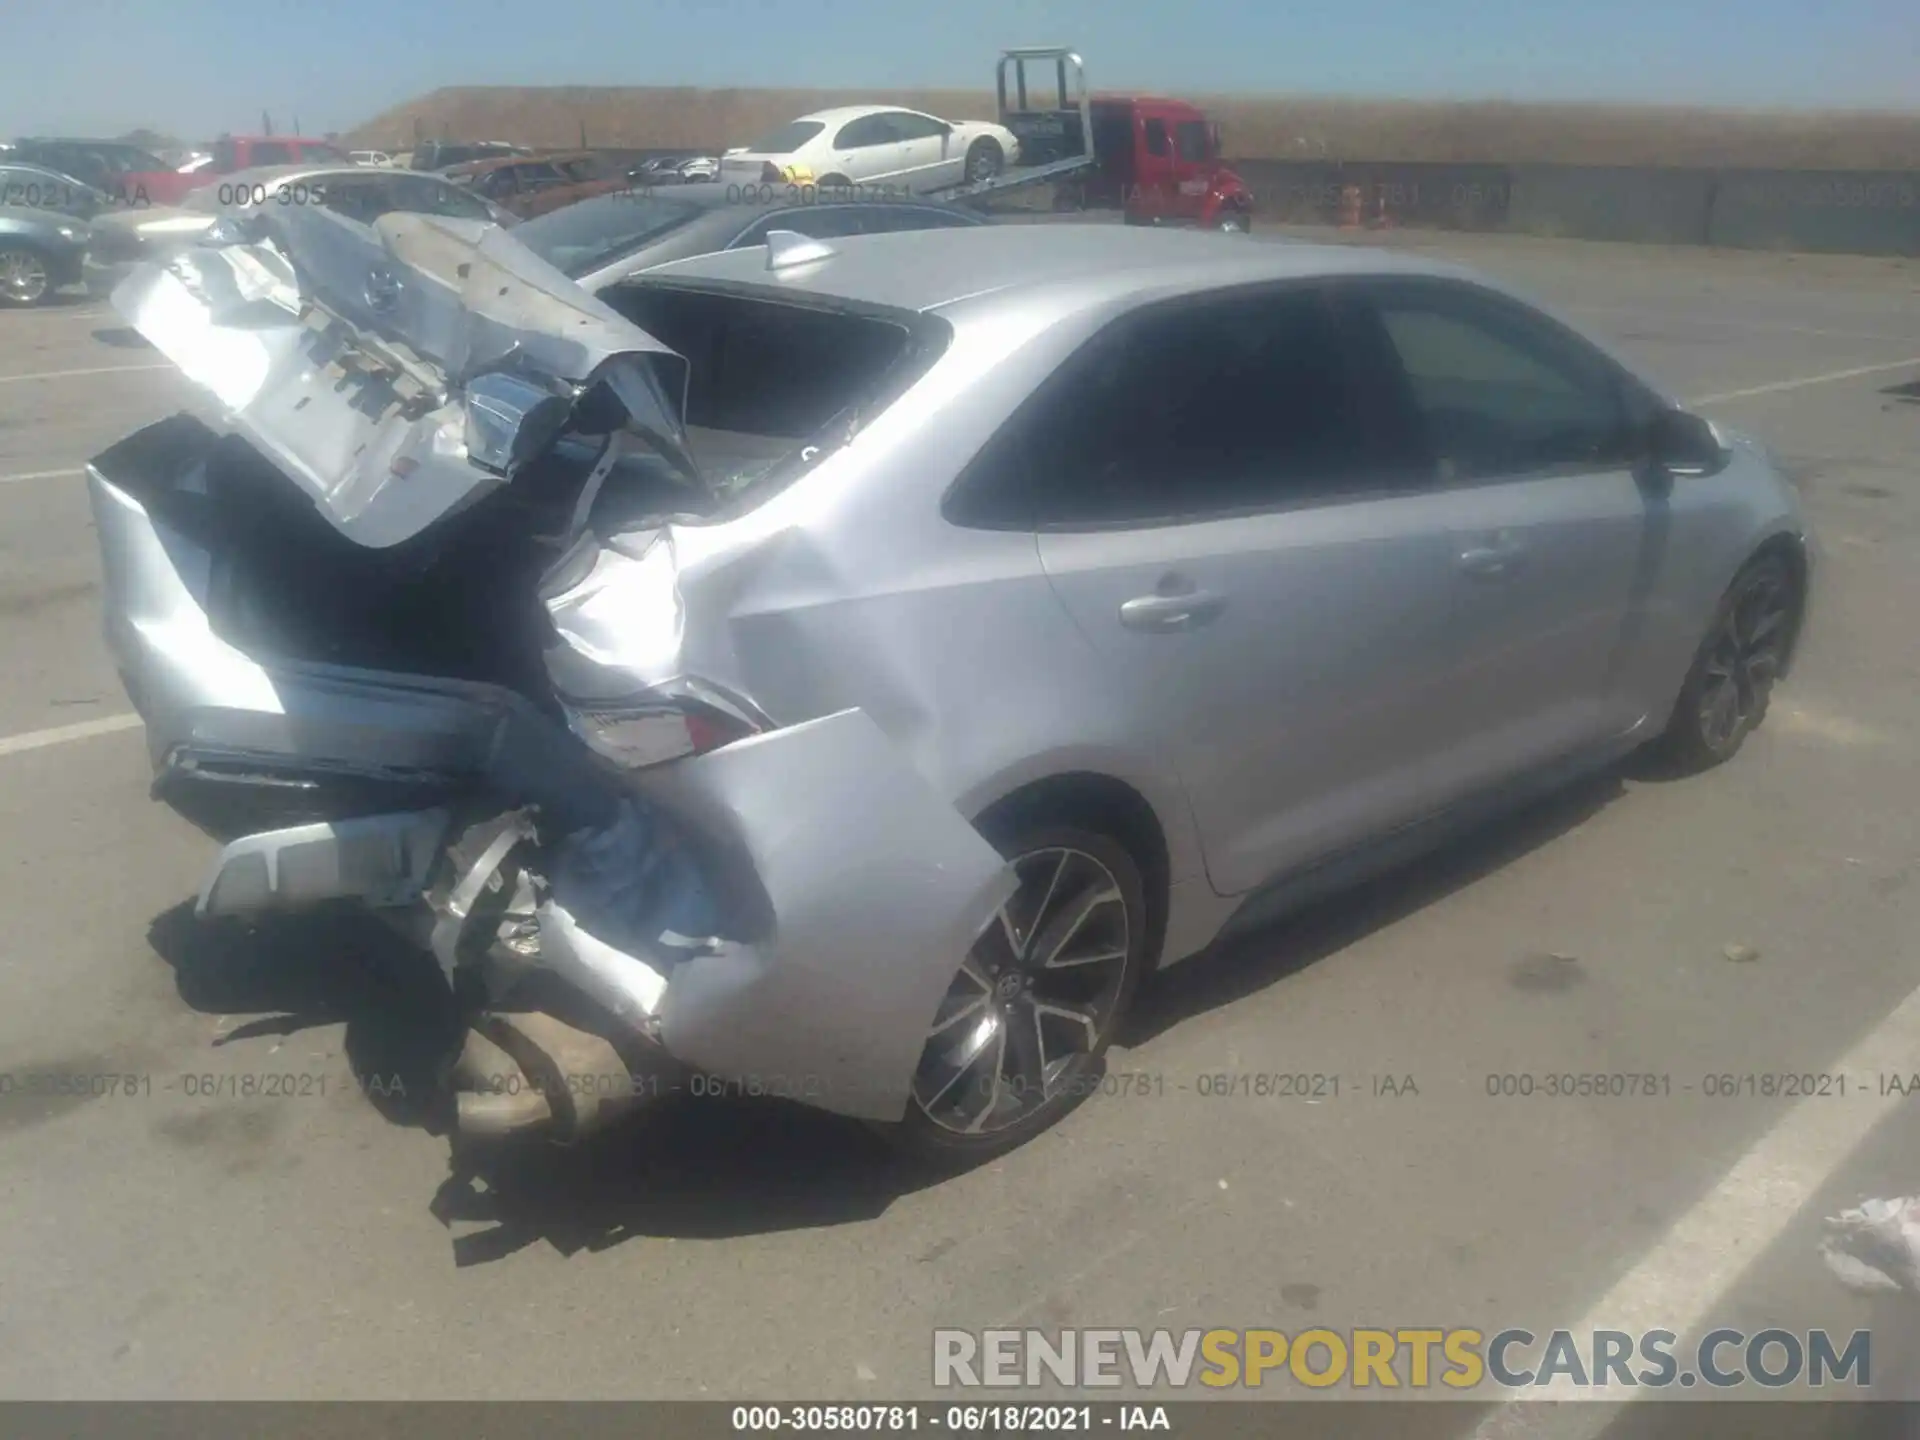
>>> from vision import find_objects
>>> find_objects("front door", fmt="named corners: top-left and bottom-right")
top-left (1335, 277), bottom-right (1657, 808)
top-left (1126, 113), bottom-right (1177, 219)
top-left (884, 112), bottom-right (960, 190)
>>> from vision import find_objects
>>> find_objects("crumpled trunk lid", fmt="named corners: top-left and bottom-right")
top-left (109, 203), bottom-right (696, 549)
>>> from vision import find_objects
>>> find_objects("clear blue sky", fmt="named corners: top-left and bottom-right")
top-left (8, 0), bottom-right (1917, 140)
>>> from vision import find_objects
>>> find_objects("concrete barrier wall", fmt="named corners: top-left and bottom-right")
top-left (1706, 170), bottom-right (1920, 255)
top-left (1228, 160), bottom-right (1918, 257)
top-left (1507, 166), bottom-right (1716, 245)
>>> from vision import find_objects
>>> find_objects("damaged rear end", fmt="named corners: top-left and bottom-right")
top-left (89, 204), bottom-right (1013, 1141)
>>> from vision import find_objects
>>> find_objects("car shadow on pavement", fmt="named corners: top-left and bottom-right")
top-left (1122, 767), bottom-right (1628, 1050)
top-left (89, 325), bottom-right (151, 348)
top-left (427, 1098), bottom-right (943, 1265)
top-left (147, 899), bottom-right (467, 1133)
top-left (146, 899), bottom-right (946, 1260)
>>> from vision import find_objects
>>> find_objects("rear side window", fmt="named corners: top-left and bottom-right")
top-left (601, 285), bottom-right (949, 509)
top-left (951, 285), bottom-right (1395, 529)
top-left (747, 121), bottom-right (827, 154)
top-left (868, 205), bottom-right (981, 232)
top-left (1357, 280), bottom-right (1635, 481)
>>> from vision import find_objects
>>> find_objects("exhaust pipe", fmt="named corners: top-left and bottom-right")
top-left (449, 1010), bottom-right (661, 1145)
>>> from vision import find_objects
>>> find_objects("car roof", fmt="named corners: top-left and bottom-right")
top-left (634, 223), bottom-right (1475, 315)
top-left (524, 187), bottom-right (986, 279)
top-left (788, 105), bottom-right (934, 125)
top-left (449, 150), bottom-right (594, 175)
top-left (215, 162), bottom-right (430, 188)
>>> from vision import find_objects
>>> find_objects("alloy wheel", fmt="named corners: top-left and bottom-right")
top-left (966, 147), bottom-right (1002, 185)
top-left (910, 846), bottom-right (1132, 1136)
top-left (1696, 565), bottom-right (1793, 753)
top-left (0, 249), bottom-right (50, 306)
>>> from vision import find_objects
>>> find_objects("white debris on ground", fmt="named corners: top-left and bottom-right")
top-left (1822, 1196), bottom-right (1920, 1295)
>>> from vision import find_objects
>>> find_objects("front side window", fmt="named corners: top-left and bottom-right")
top-left (1175, 120), bottom-right (1210, 162)
top-left (249, 142), bottom-right (294, 167)
top-left (1143, 119), bottom-right (1170, 157)
top-left (832, 116), bottom-right (895, 150)
top-left (1358, 280), bottom-right (1635, 481)
top-left (886, 112), bottom-right (950, 142)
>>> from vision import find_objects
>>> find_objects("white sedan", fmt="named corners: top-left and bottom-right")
top-left (717, 105), bottom-right (1021, 194)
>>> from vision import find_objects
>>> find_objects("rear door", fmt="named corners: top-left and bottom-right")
top-left (965, 283), bottom-right (1461, 896)
top-left (1336, 277), bottom-right (1657, 806)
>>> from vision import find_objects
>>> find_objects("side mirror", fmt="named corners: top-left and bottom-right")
top-left (464, 371), bottom-right (574, 476)
top-left (1644, 407), bottom-right (1728, 478)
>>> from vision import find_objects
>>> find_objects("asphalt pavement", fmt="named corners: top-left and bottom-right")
top-left (0, 226), bottom-right (1917, 1433)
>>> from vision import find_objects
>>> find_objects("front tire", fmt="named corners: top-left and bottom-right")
top-left (0, 243), bottom-right (54, 307)
top-left (879, 820), bottom-right (1150, 1165)
top-left (1213, 205), bottom-right (1251, 234)
top-left (963, 138), bottom-right (1005, 186)
top-left (1654, 552), bottom-right (1800, 771)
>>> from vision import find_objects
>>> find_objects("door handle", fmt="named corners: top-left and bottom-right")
top-left (1119, 590), bottom-right (1227, 631)
top-left (1457, 540), bottom-right (1527, 579)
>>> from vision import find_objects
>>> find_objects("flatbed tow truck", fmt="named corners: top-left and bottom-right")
top-left (940, 47), bottom-right (1253, 232)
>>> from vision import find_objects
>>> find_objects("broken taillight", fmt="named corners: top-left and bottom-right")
top-left (564, 698), bottom-right (760, 771)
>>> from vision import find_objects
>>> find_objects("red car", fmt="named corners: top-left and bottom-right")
top-left (175, 136), bottom-right (351, 195)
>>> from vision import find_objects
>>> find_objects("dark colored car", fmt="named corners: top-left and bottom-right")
top-left (0, 205), bottom-right (89, 306)
top-left (0, 160), bottom-right (114, 220)
top-left (5, 138), bottom-right (199, 206)
top-left (510, 182), bottom-right (987, 291)
top-left (626, 153), bottom-right (720, 186)
top-left (410, 140), bottom-right (530, 172)
top-left (443, 151), bottom-right (627, 219)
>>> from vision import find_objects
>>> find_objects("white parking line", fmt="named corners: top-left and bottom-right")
top-left (1690, 356), bottom-right (1920, 406)
top-left (1469, 977), bottom-right (1920, 1435)
top-left (0, 467), bottom-right (85, 486)
top-left (0, 713), bottom-right (143, 759)
top-left (0, 363), bottom-right (172, 384)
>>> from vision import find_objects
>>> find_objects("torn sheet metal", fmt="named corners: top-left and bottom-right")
top-left (110, 206), bottom-right (694, 549)
top-left (1823, 1195), bottom-right (1920, 1295)
top-left (614, 707), bottom-right (1017, 1124)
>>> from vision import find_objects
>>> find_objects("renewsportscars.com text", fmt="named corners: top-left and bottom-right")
top-left (933, 1327), bottom-right (1872, 1392)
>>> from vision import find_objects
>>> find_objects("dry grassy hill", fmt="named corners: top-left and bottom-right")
top-left (350, 86), bottom-right (1920, 169)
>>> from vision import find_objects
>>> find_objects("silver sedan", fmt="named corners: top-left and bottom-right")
top-left (89, 215), bottom-right (1811, 1166)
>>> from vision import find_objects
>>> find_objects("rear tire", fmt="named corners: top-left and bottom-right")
top-left (1653, 552), bottom-right (1800, 772)
top-left (876, 818), bottom-right (1150, 1167)
top-left (0, 243), bottom-right (54, 307)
